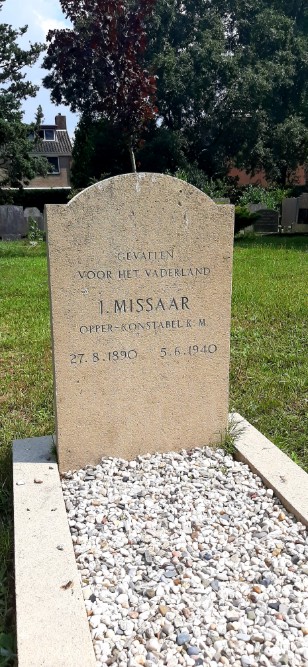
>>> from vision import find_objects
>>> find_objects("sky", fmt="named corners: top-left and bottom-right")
top-left (1, 0), bottom-right (78, 138)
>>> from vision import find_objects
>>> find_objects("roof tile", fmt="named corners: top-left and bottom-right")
top-left (31, 129), bottom-right (72, 157)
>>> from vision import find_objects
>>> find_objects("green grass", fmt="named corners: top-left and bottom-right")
top-left (0, 242), bottom-right (53, 663)
top-left (0, 235), bottom-right (307, 657)
top-left (230, 234), bottom-right (308, 468)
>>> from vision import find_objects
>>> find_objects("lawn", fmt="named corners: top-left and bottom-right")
top-left (230, 235), bottom-right (307, 468)
top-left (0, 235), bottom-right (307, 660)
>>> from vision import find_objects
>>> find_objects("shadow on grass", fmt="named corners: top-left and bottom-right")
top-left (234, 233), bottom-right (308, 252)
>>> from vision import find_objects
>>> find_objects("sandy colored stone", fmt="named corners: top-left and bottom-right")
top-left (13, 436), bottom-right (96, 667)
top-left (46, 173), bottom-right (234, 472)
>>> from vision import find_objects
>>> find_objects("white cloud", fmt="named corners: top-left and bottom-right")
top-left (33, 11), bottom-right (68, 37)
top-left (1, 0), bottom-right (68, 40)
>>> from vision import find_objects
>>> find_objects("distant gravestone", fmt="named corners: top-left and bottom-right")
top-left (281, 198), bottom-right (298, 229)
top-left (298, 193), bottom-right (308, 210)
top-left (253, 209), bottom-right (279, 233)
top-left (247, 203), bottom-right (265, 214)
top-left (297, 193), bottom-right (308, 226)
top-left (0, 205), bottom-right (27, 239)
top-left (46, 174), bottom-right (234, 472)
top-left (24, 207), bottom-right (44, 232)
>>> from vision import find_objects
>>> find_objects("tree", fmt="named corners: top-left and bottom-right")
top-left (42, 0), bottom-right (158, 171)
top-left (0, 2), bottom-right (48, 190)
top-left (146, 0), bottom-right (308, 185)
top-left (46, 0), bottom-right (308, 185)
top-left (71, 115), bottom-right (188, 188)
top-left (71, 116), bottom-right (131, 188)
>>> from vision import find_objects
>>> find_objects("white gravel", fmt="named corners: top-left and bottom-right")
top-left (62, 447), bottom-right (308, 667)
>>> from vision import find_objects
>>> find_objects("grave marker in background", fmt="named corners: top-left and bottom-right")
top-left (24, 207), bottom-right (44, 232)
top-left (46, 174), bottom-right (234, 471)
top-left (253, 209), bottom-right (279, 233)
top-left (0, 205), bottom-right (27, 239)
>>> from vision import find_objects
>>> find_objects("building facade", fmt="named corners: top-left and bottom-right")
top-left (27, 114), bottom-right (72, 188)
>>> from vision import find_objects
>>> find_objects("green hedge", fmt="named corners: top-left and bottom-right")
top-left (0, 188), bottom-right (71, 211)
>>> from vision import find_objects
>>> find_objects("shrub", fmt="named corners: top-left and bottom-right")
top-left (238, 185), bottom-right (291, 210)
top-left (0, 188), bottom-right (71, 210)
top-left (173, 167), bottom-right (239, 200)
top-left (28, 217), bottom-right (44, 243)
top-left (234, 206), bottom-right (258, 234)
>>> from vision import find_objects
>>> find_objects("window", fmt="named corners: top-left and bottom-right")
top-left (39, 129), bottom-right (55, 141)
top-left (47, 157), bottom-right (60, 174)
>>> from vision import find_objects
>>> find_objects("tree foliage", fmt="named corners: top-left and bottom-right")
top-left (43, 0), bottom-right (158, 170)
top-left (71, 116), bottom-right (187, 188)
top-left (0, 2), bottom-right (47, 190)
top-left (71, 116), bottom-right (131, 188)
top-left (147, 0), bottom-right (308, 184)
top-left (46, 0), bottom-right (308, 185)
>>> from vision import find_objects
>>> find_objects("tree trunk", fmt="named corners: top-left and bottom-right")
top-left (128, 138), bottom-right (137, 173)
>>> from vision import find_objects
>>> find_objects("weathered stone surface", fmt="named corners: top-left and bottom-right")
top-left (0, 205), bottom-right (27, 238)
top-left (247, 203), bottom-right (265, 214)
top-left (297, 193), bottom-right (308, 227)
top-left (2, 233), bottom-right (22, 241)
top-left (46, 173), bottom-right (234, 472)
top-left (253, 209), bottom-right (279, 233)
top-left (24, 207), bottom-right (44, 232)
top-left (298, 192), bottom-right (308, 209)
top-left (13, 436), bottom-right (96, 667)
top-left (281, 198), bottom-right (298, 229)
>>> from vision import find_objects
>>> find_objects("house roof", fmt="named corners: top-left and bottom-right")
top-left (31, 128), bottom-right (72, 158)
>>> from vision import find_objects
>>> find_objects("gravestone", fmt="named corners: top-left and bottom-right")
top-left (247, 203), bottom-right (265, 214)
top-left (297, 193), bottom-right (308, 227)
top-left (0, 205), bottom-right (27, 239)
top-left (298, 192), bottom-right (308, 210)
top-left (253, 209), bottom-right (279, 233)
top-left (24, 207), bottom-right (44, 232)
top-left (46, 174), bottom-right (234, 472)
top-left (281, 198), bottom-right (298, 230)
top-left (281, 195), bottom-right (308, 231)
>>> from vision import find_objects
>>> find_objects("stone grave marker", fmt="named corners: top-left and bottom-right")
top-left (46, 174), bottom-right (234, 471)
top-left (0, 205), bottom-right (27, 239)
top-left (297, 193), bottom-right (308, 227)
top-left (253, 209), bottom-right (279, 233)
top-left (298, 192), bottom-right (308, 209)
top-left (247, 203), bottom-right (266, 214)
top-left (24, 207), bottom-right (44, 232)
top-left (281, 198), bottom-right (298, 230)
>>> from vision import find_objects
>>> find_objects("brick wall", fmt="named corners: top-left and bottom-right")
top-left (27, 157), bottom-right (71, 188)
top-left (229, 165), bottom-right (306, 187)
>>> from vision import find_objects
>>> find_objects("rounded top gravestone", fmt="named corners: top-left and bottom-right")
top-left (45, 173), bottom-right (234, 472)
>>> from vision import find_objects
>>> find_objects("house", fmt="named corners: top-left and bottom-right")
top-left (27, 114), bottom-right (72, 188)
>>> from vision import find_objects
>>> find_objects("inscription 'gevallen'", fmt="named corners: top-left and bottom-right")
top-left (99, 296), bottom-right (189, 315)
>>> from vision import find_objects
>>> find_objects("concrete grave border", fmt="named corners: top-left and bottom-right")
top-left (13, 436), bottom-right (96, 667)
top-left (230, 413), bottom-right (308, 526)
top-left (13, 416), bottom-right (308, 666)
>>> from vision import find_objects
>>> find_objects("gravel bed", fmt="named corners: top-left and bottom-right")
top-left (62, 447), bottom-right (308, 667)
